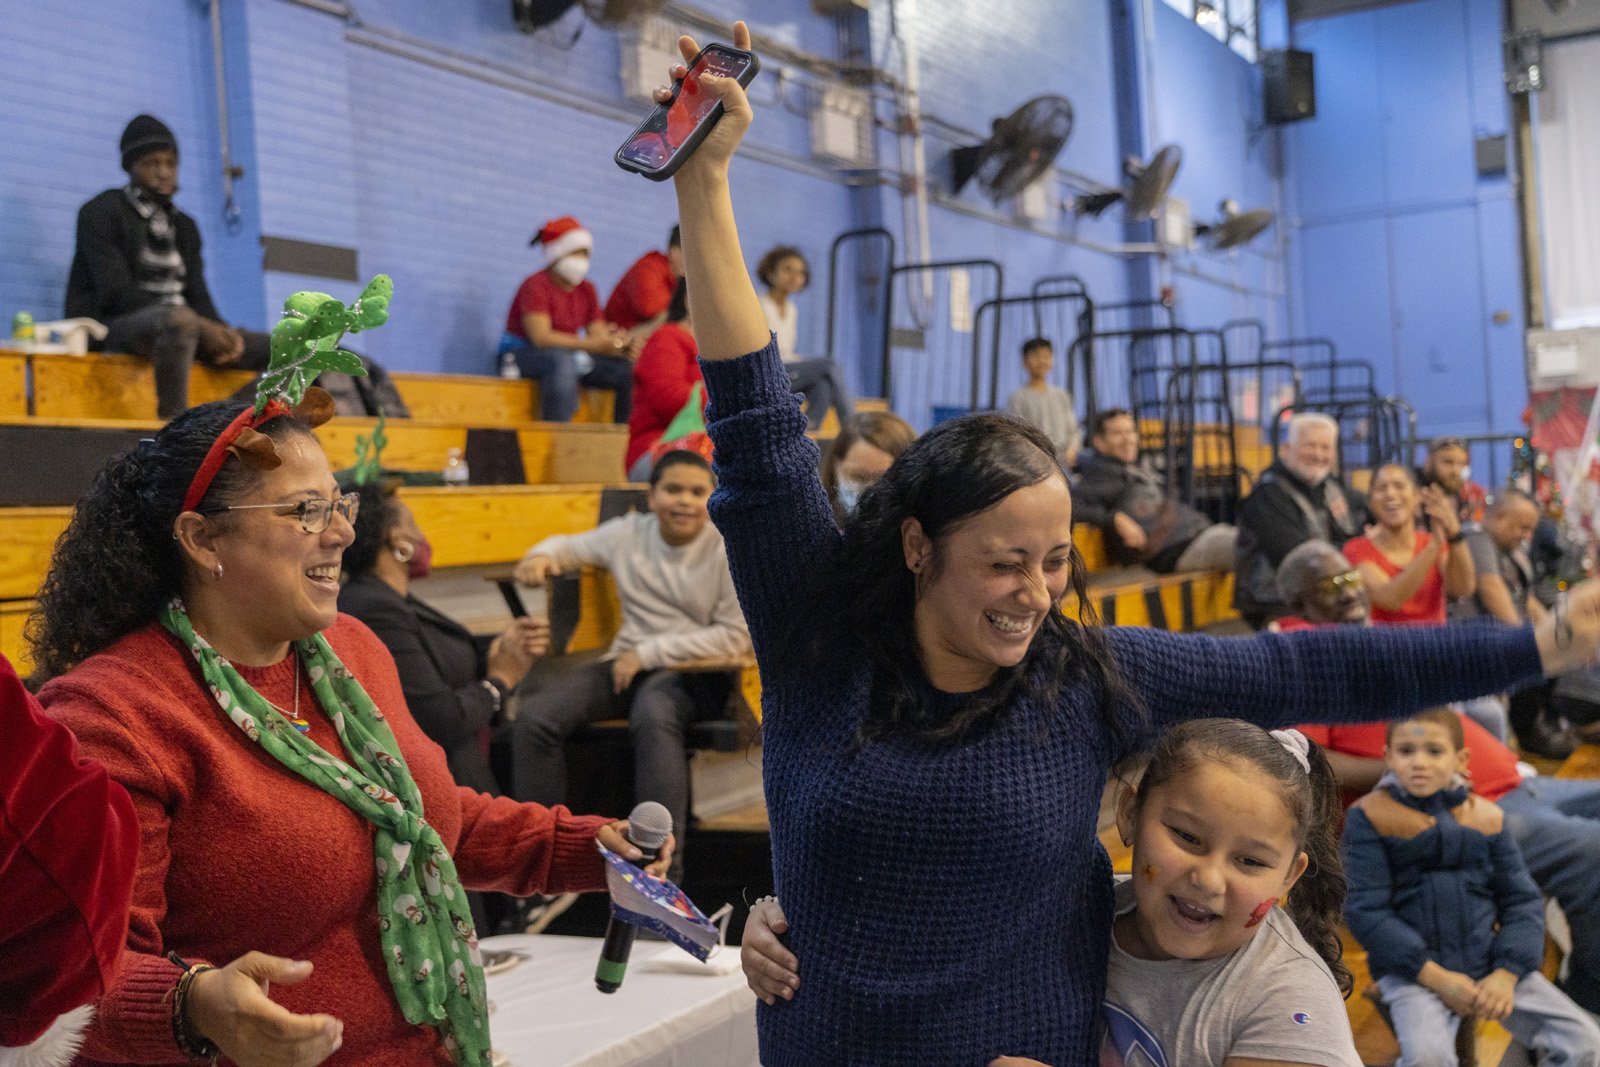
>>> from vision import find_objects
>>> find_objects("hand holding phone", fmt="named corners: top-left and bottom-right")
top-left (615, 40), bottom-right (760, 181)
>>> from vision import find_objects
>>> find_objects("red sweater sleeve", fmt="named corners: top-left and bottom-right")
top-left (450, 791), bottom-right (611, 896)
top-left (41, 662), bottom-right (198, 1062)
top-left (0, 655), bottom-right (139, 1049)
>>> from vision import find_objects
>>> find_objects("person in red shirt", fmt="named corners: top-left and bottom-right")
top-left (0, 653), bottom-right (138, 1067)
top-left (626, 277), bottom-right (703, 479)
top-left (1279, 540), bottom-right (1600, 1016)
top-left (606, 224), bottom-right (683, 337)
top-left (31, 399), bottom-right (670, 1065)
top-left (499, 216), bottom-right (635, 423)
top-left (1342, 463), bottom-right (1475, 624)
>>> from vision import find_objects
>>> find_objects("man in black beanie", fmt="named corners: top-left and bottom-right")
top-left (64, 114), bottom-right (270, 418)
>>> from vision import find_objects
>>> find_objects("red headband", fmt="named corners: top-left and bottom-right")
top-left (180, 386), bottom-right (337, 514)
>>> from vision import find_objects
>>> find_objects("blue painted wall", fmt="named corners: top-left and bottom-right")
top-left (2, 0), bottom-right (1287, 423)
top-left (1285, 0), bottom-right (1526, 439)
top-left (0, 0), bottom-right (266, 331)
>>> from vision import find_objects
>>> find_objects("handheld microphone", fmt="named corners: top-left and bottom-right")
top-left (595, 800), bottom-right (672, 994)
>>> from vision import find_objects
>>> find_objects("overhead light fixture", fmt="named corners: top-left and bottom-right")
top-left (1195, 1), bottom-right (1222, 29)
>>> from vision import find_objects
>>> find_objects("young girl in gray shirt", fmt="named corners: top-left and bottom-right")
top-left (743, 718), bottom-right (1362, 1067)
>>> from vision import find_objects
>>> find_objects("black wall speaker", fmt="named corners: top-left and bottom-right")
top-left (1262, 49), bottom-right (1316, 125)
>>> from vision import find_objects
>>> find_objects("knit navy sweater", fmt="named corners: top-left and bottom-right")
top-left (700, 341), bottom-right (1545, 1067)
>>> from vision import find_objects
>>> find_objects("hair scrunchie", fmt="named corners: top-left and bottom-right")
top-left (1270, 728), bottom-right (1312, 774)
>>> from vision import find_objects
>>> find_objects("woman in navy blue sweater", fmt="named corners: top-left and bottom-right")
top-left (663, 24), bottom-right (1600, 1067)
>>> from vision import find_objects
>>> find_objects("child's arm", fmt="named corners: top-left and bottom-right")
top-left (517, 515), bottom-right (628, 581)
top-left (1480, 812), bottom-right (1546, 1017)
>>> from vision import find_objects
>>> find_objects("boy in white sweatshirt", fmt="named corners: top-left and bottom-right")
top-left (510, 450), bottom-right (749, 881)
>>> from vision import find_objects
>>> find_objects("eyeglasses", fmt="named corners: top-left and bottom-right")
top-left (218, 492), bottom-right (360, 533)
top-left (1314, 569), bottom-right (1362, 599)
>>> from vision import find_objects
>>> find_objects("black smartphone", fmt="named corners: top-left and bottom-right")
top-left (615, 42), bottom-right (760, 181)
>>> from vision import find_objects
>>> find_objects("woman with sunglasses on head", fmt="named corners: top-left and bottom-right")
top-left (32, 395), bottom-right (668, 1067)
top-left (667, 23), bottom-right (1600, 1067)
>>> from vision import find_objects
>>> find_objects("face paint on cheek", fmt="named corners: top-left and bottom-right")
top-left (1245, 898), bottom-right (1278, 929)
top-left (1143, 863), bottom-right (1158, 883)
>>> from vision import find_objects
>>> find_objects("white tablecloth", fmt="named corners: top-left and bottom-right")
top-left (482, 934), bottom-right (759, 1067)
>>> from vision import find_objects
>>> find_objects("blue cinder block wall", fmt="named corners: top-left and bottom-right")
top-left (1285, 0), bottom-right (1526, 440)
top-left (5, 0), bottom-right (1521, 440)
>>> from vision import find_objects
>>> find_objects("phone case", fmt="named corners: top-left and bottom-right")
top-left (614, 43), bottom-right (760, 182)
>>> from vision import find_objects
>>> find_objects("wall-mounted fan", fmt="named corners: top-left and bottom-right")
top-left (1194, 200), bottom-right (1274, 250)
top-left (513, 0), bottom-right (666, 31)
top-left (950, 96), bottom-right (1075, 204)
top-left (1073, 145), bottom-right (1182, 220)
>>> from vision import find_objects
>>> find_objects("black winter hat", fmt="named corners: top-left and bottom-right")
top-left (120, 115), bottom-right (178, 170)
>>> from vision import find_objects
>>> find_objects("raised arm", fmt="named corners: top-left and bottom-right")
top-left (663, 22), bottom-right (843, 674)
top-left (668, 22), bottom-right (770, 364)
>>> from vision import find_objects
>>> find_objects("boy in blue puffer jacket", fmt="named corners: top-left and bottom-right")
top-left (1342, 706), bottom-right (1600, 1065)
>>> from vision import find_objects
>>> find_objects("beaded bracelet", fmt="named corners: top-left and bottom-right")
top-left (165, 951), bottom-right (220, 1063)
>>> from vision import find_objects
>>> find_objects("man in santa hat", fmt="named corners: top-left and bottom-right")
top-left (498, 216), bottom-right (635, 423)
top-left (1, 654), bottom-right (137, 1066)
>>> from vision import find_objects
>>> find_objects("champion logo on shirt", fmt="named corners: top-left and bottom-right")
top-left (1292, 1012), bottom-right (1311, 1025)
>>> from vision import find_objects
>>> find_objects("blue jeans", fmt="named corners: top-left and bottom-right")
top-left (1377, 971), bottom-right (1600, 1066)
top-left (785, 358), bottom-right (852, 431)
top-left (1499, 775), bottom-right (1600, 1013)
top-left (498, 334), bottom-right (632, 423)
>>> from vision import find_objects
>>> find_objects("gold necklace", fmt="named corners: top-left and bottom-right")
top-left (261, 653), bottom-right (310, 733)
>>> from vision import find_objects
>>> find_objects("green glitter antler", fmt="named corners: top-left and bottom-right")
top-left (351, 412), bottom-right (389, 486)
top-left (256, 274), bottom-right (393, 415)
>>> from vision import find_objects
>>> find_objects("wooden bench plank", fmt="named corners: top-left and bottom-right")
top-left (1557, 743), bottom-right (1600, 780)
top-left (0, 352), bottom-right (26, 418)
top-left (397, 484), bottom-right (625, 568)
top-left (390, 372), bottom-right (617, 427)
top-left (0, 508), bottom-right (71, 600)
top-left (25, 351), bottom-right (257, 420)
top-left (0, 600), bottom-right (35, 676)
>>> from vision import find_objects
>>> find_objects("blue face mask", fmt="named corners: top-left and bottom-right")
top-left (835, 477), bottom-right (866, 516)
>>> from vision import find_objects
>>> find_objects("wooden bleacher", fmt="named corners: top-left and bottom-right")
top-left (0, 347), bottom-right (1241, 678)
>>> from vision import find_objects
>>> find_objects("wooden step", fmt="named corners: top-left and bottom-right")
top-left (0, 352), bottom-right (27, 418)
top-left (0, 599), bottom-right (34, 676)
top-left (315, 418), bottom-right (627, 483)
top-left (7, 350), bottom-right (623, 426)
top-left (1558, 743), bottom-right (1600, 779)
top-left (397, 484), bottom-right (635, 569)
top-left (24, 350), bottom-right (256, 419)
top-left (1068, 569), bottom-right (1237, 631)
top-left (0, 507), bottom-right (71, 600)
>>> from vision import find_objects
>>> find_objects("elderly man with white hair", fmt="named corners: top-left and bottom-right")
top-left (1233, 412), bottom-right (1365, 628)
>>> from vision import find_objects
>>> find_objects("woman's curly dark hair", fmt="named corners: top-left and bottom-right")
top-left (790, 411), bottom-right (1140, 747)
top-left (1132, 718), bottom-right (1353, 996)
top-left (340, 479), bottom-right (403, 580)
top-left (28, 400), bottom-right (312, 683)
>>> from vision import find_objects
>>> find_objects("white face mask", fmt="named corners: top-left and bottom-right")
top-left (551, 255), bottom-right (589, 286)
top-left (835, 477), bottom-right (867, 517)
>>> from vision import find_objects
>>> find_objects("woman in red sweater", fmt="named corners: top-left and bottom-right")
top-left (1342, 462), bottom-right (1476, 624)
top-left (626, 278), bottom-right (702, 480)
top-left (31, 399), bottom-right (668, 1067)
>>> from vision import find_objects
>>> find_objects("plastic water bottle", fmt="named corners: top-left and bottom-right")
top-left (11, 311), bottom-right (34, 347)
top-left (499, 350), bottom-right (521, 379)
top-left (442, 447), bottom-right (470, 486)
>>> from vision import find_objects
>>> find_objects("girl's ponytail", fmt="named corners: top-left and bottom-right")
top-left (1286, 739), bottom-right (1352, 996)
